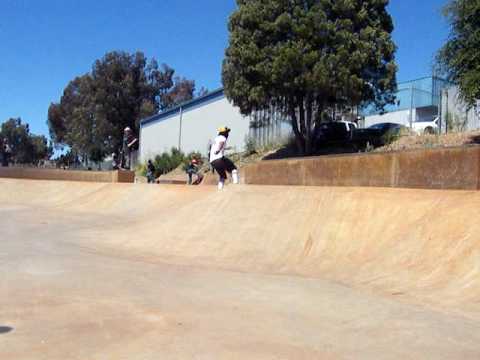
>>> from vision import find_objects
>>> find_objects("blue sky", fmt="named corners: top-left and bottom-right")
top-left (0, 0), bottom-right (449, 138)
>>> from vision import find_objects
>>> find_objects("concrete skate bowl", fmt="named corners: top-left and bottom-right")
top-left (2, 178), bottom-right (480, 313)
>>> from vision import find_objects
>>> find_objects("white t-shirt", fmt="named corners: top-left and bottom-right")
top-left (209, 135), bottom-right (227, 162)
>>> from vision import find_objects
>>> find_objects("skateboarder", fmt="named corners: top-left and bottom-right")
top-left (185, 158), bottom-right (203, 185)
top-left (209, 127), bottom-right (239, 190)
top-left (2, 139), bottom-right (12, 167)
top-left (111, 153), bottom-right (119, 170)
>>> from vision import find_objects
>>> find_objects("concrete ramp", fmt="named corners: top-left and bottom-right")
top-left (3, 179), bottom-right (480, 307)
top-left (2, 179), bottom-right (480, 358)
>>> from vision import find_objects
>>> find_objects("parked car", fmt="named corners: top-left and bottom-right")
top-left (412, 117), bottom-right (439, 135)
top-left (352, 122), bottom-right (410, 149)
top-left (314, 121), bottom-right (357, 147)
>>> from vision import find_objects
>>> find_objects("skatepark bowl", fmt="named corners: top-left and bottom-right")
top-left (2, 177), bottom-right (480, 359)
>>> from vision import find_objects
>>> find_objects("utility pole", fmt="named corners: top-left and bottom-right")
top-left (409, 84), bottom-right (414, 129)
top-left (438, 88), bottom-right (443, 133)
top-left (445, 90), bottom-right (449, 134)
top-left (476, 100), bottom-right (480, 129)
top-left (178, 107), bottom-right (183, 150)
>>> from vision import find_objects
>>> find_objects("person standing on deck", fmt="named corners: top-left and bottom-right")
top-left (121, 127), bottom-right (138, 170)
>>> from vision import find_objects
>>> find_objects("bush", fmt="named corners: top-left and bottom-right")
top-left (140, 148), bottom-right (185, 178)
top-left (142, 148), bottom-right (205, 178)
top-left (244, 135), bottom-right (257, 155)
top-left (381, 127), bottom-right (412, 147)
top-left (136, 162), bottom-right (147, 177)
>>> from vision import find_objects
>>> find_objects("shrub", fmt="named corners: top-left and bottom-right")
top-left (136, 162), bottom-right (148, 177)
top-left (143, 148), bottom-right (205, 178)
top-left (142, 148), bottom-right (186, 178)
top-left (244, 135), bottom-right (257, 155)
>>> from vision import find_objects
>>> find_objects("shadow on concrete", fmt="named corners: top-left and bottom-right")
top-left (262, 143), bottom-right (358, 161)
top-left (0, 326), bottom-right (13, 334)
top-left (469, 135), bottom-right (480, 145)
top-left (262, 145), bottom-right (300, 160)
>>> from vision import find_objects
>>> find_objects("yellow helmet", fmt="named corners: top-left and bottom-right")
top-left (217, 126), bottom-right (231, 133)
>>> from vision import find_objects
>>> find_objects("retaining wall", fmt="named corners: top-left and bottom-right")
top-left (243, 146), bottom-right (480, 190)
top-left (0, 168), bottom-right (135, 183)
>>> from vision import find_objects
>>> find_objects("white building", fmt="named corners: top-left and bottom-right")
top-left (139, 89), bottom-right (290, 162)
top-left (362, 76), bottom-right (448, 127)
top-left (439, 86), bottom-right (480, 132)
top-left (362, 76), bottom-right (480, 132)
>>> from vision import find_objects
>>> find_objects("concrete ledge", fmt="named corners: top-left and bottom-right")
top-left (0, 168), bottom-right (135, 183)
top-left (243, 146), bottom-right (480, 190)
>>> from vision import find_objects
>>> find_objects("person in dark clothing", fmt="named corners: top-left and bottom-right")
top-left (121, 127), bottom-right (138, 170)
top-left (111, 153), bottom-right (119, 170)
top-left (146, 159), bottom-right (156, 184)
top-left (2, 139), bottom-right (12, 167)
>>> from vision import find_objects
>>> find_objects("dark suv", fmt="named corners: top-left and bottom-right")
top-left (314, 121), bottom-right (357, 147)
top-left (352, 122), bottom-right (409, 149)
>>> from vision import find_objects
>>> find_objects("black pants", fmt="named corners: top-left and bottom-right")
top-left (1, 153), bottom-right (9, 167)
top-left (211, 157), bottom-right (236, 180)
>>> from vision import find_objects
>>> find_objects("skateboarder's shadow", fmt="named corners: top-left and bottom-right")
top-left (0, 326), bottom-right (13, 334)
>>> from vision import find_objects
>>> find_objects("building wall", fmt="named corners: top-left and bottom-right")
top-left (140, 112), bottom-right (182, 161)
top-left (365, 106), bottom-right (439, 128)
top-left (361, 76), bottom-right (447, 117)
top-left (364, 109), bottom-right (413, 127)
top-left (440, 86), bottom-right (480, 132)
top-left (140, 95), bottom-right (252, 162)
top-left (362, 76), bottom-right (449, 128)
top-left (180, 96), bottom-right (251, 156)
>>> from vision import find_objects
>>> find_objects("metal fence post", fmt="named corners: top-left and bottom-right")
top-left (178, 106), bottom-right (183, 151)
top-left (409, 84), bottom-right (414, 129)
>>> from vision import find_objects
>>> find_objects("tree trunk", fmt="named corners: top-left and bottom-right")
top-left (305, 99), bottom-right (313, 155)
top-left (299, 100), bottom-right (306, 137)
top-left (290, 108), bottom-right (305, 154)
top-left (299, 99), bottom-right (311, 155)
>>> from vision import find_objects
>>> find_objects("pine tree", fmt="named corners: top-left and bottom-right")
top-left (223, 0), bottom-right (397, 154)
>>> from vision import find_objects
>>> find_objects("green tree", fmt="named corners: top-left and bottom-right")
top-left (54, 149), bottom-right (78, 168)
top-left (1, 118), bottom-right (52, 164)
top-left (161, 76), bottom-right (196, 110)
top-left (222, 0), bottom-right (397, 154)
top-left (29, 135), bottom-right (53, 163)
top-left (47, 74), bottom-right (96, 162)
top-left (1, 118), bottom-right (31, 163)
top-left (437, 0), bottom-right (480, 107)
top-left (48, 51), bottom-right (195, 163)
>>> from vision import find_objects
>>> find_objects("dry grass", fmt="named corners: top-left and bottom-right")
top-left (375, 130), bottom-right (480, 153)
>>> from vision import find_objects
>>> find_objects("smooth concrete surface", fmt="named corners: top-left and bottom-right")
top-left (0, 168), bottom-right (135, 183)
top-left (244, 145), bottom-right (480, 190)
top-left (2, 179), bottom-right (480, 359)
